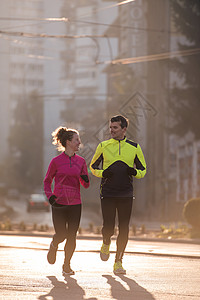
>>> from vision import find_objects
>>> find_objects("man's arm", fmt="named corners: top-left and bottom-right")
top-left (89, 143), bottom-right (104, 178)
top-left (134, 144), bottom-right (146, 179)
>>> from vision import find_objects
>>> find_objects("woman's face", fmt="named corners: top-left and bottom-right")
top-left (67, 133), bottom-right (81, 152)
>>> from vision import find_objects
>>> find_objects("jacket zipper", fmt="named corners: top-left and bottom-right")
top-left (119, 140), bottom-right (121, 155)
top-left (69, 157), bottom-right (72, 167)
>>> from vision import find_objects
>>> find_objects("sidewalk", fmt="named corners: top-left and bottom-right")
top-left (0, 232), bottom-right (200, 259)
top-left (0, 228), bottom-right (200, 244)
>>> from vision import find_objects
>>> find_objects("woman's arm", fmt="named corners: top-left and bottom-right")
top-left (43, 159), bottom-right (57, 199)
top-left (80, 160), bottom-right (90, 188)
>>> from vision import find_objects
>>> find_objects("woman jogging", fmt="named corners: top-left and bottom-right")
top-left (44, 126), bottom-right (89, 276)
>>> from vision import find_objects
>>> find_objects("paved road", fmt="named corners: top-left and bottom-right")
top-left (0, 234), bottom-right (200, 300)
top-left (0, 234), bottom-right (200, 258)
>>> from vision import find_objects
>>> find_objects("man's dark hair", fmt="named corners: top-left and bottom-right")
top-left (110, 115), bottom-right (129, 129)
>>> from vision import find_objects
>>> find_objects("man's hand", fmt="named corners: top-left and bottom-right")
top-left (102, 169), bottom-right (113, 178)
top-left (127, 166), bottom-right (137, 176)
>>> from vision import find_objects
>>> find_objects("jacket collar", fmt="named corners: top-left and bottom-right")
top-left (63, 152), bottom-right (76, 158)
top-left (111, 136), bottom-right (126, 143)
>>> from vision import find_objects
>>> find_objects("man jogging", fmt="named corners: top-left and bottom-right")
top-left (90, 115), bottom-right (146, 275)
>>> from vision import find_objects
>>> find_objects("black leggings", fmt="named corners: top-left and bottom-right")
top-left (51, 204), bottom-right (81, 264)
top-left (101, 197), bottom-right (133, 262)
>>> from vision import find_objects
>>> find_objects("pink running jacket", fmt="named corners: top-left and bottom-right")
top-left (44, 152), bottom-right (89, 205)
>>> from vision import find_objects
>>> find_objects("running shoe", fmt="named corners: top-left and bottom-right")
top-left (62, 264), bottom-right (75, 276)
top-left (47, 242), bottom-right (57, 264)
top-left (113, 261), bottom-right (126, 275)
top-left (100, 243), bottom-right (110, 261)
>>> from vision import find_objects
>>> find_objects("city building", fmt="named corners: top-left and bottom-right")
top-left (0, 0), bottom-right (65, 189)
top-left (58, 0), bottom-right (118, 165)
top-left (0, 0), bottom-right (44, 162)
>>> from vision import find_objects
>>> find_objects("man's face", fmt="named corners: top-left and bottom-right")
top-left (110, 121), bottom-right (126, 140)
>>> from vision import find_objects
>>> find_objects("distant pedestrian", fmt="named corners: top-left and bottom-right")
top-left (44, 126), bottom-right (89, 276)
top-left (90, 115), bottom-right (146, 274)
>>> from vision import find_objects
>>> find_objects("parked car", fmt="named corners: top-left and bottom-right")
top-left (27, 193), bottom-right (50, 212)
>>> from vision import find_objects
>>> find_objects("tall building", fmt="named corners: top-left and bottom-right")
top-left (60, 0), bottom-right (117, 98)
top-left (58, 0), bottom-right (118, 165)
top-left (0, 1), bottom-right (67, 183)
top-left (167, 1), bottom-right (200, 218)
top-left (0, 0), bottom-right (44, 162)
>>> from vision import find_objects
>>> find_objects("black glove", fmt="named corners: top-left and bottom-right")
top-left (127, 167), bottom-right (137, 176)
top-left (49, 195), bottom-right (57, 206)
top-left (102, 169), bottom-right (113, 178)
top-left (80, 175), bottom-right (89, 183)
top-left (49, 195), bottom-right (64, 207)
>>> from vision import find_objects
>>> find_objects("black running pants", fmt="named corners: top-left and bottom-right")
top-left (101, 197), bottom-right (133, 262)
top-left (51, 204), bottom-right (81, 264)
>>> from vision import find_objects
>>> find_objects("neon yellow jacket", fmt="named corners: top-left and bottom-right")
top-left (90, 137), bottom-right (146, 198)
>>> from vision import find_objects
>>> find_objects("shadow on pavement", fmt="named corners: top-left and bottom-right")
top-left (102, 274), bottom-right (155, 300)
top-left (38, 276), bottom-right (97, 300)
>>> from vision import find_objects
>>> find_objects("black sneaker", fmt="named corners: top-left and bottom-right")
top-left (47, 242), bottom-right (57, 264)
top-left (62, 264), bottom-right (75, 276)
